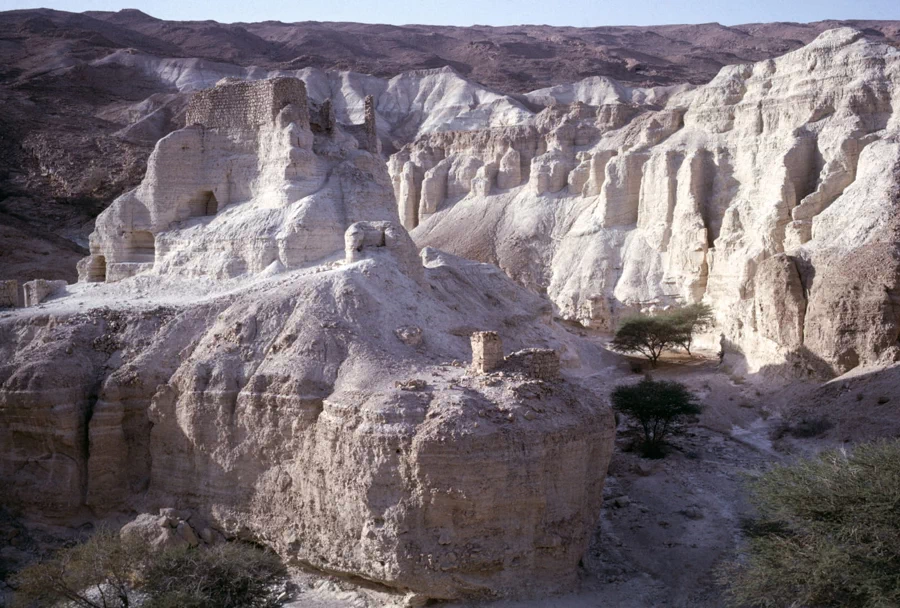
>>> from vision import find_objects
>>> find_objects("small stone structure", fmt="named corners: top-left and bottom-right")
top-left (471, 332), bottom-right (560, 379)
top-left (344, 221), bottom-right (424, 282)
top-left (0, 280), bottom-right (18, 308)
top-left (185, 77), bottom-right (309, 130)
top-left (319, 98), bottom-right (336, 133)
top-left (504, 348), bottom-right (560, 380)
top-left (23, 279), bottom-right (67, 307)
top-left (471, 331), bottom-right (504, 373)
top-left (364, 94), bottom-right (379, 153)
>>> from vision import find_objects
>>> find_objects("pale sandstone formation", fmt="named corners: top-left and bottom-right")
top-left (78, 76), bottom-right (396, 284)
top-left (396, 29), bottom-right (900, 375)
top-left (0, 77), bottom-right (617, 601)
top-left (0, 281), bottom-right (18, 308)
top-left (22, 279), bottom-right (67, 307)
top-left (0, 239), bottom-right (616, 600)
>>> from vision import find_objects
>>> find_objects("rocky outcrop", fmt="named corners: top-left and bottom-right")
top-left (79, 77), bottom-right (396, 283)
top-left (393, 28), bottom-right (900, 375)
top-left (0, 76), bottom-right (618, 601)
top-left (0, 239), bottom-right (616, 600)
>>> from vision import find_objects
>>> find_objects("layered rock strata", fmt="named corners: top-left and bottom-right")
top-left (392, 29), bottom-right (900, 375)
top-left (79, 76), bottom-right (396, 284)
top-left (0, 77), bottom-right (617, 601)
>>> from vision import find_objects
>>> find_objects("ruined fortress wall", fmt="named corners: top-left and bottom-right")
top-left (504, 348), bottom-right (560, 380)
top-left (186, 77), bottom-right (310, 130)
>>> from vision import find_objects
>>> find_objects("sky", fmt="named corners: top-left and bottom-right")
top-left (1, 0), bottom-right (899, 26)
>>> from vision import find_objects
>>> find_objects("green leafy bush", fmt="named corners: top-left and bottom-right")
top-left (611, 378), bottom-right (702, 458)
top-left (12, 530), bottom-right (286, 608)
top-left (724, 440), bottom-right (900, 607)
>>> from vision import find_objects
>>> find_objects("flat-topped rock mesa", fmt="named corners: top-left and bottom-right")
top-left (79, 76), bottom-right (395, 284)
top-left (0, 226), bottom-right (617, 600)
top-left (394, 28), bottom-right (900, 375)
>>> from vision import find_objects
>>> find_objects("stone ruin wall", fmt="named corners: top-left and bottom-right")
top-left (0, 280), bottom-right (18, 308)
top-left (504, 348), bottom-right (560, 380)
top-left (471, 331), bottom-right (504, 373)
top-left (185, 77), bottom-right (310, 130)
top-left (470, 332), bottom-right (560, 379)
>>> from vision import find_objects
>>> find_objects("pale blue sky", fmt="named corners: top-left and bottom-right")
top-left (1, 0), bottom-right (899, 26)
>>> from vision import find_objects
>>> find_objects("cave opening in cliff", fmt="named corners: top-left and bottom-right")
top-left (183, 190), bottom-right (219, 219)
top-left (125, 230), bottom-right (156, 263)
top-left (88, 255), bottom-right (106, 282)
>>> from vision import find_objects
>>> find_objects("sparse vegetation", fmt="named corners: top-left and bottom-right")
top-left (666, 303), bottom-right (714, 356)
top-left (610, 315), bottom-right (683, 366)
top-left (610, 304), bottom-right (714, 366)
top-left (12, 531), bottom-right (286, 608)
top-left (611, 378), bottom-right (702, 458)
top-left (142, 543), bottom-right (286, 608)
top-left (772, 416), bottom-right (834, 439)
top-left (724, 440), bottom-right (900, 608)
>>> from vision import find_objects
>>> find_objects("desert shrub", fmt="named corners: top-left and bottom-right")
top-left (12, 529), bottom-right (145, 608)
top-left (724, 440), bottom-right (900, 608)
top-left (12, 531), bottom-right (286, 608)
top-left (142, 543), bottom-right (286, 608)
top-left (611, 378), bottom-right (702, 458)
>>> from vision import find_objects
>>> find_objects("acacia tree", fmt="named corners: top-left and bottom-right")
top-left (610, 315), bottom-right (686, 366)
top-left (664, 303), bottom-right (714, 356)
top-left (611, 378), bottom-right (702, 458)
top-left (611, 304), bottom-right (714, 365)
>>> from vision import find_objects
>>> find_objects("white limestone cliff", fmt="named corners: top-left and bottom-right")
top-left (1, 76), bottom-right (618, 601)
top-left (79, 77), bottom-right (395, 283)
top-left (393, 28), bottom-right (900, 375)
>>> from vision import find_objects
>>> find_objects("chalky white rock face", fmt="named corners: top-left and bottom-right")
top-left (92, 50), bottom-right (533, 143)
top-left (1, 77), bottom-right (618, 601)
top-left (393, 29), bottom-right (900, 375)
top-left (79, 76), bottom-right (395, 284)
top-left (0, 238), bottom-right (616, 600)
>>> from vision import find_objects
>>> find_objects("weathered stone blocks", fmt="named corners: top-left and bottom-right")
top-left (504, 348), bottom-right (561, 380)
top-left (186, 76), bottom-right (309, 130)
top-left (0, 280), bottom-right (18, 308)
top-left (471, 331), bottom-right (504, 373)
top-left (23, 279), bottom-right (67, 307)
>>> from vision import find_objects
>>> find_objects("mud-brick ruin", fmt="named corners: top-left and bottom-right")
top-left (184, 77), bottom-right (310, 130)
top-left (471, 331), bottom-right (561, 379)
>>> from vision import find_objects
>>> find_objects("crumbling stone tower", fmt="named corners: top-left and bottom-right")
top-left (364, 95), bottom-right (379, 153)
top-left (471, 331), bottom-right (504, 373)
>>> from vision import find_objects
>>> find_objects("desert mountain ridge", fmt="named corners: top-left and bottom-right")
top-left (2, 11), bottom-right (900, 608)
top-left (2, 9), bottom-right (900, 290)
